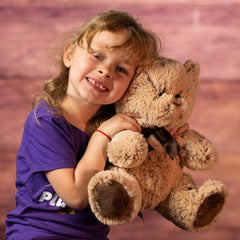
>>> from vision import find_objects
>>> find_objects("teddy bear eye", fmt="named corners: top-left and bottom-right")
top-left (175, 94), bottom-right (181, 99)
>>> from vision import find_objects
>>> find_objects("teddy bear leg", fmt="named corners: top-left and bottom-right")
top-left (155, 173), bottom-right (228, 232)
top-left (88, 168), bottom-right (142, 225)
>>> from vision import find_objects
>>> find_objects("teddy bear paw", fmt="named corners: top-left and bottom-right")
top-left (176, 130), bottom-right (218, 170)
top-left (107, 130), bottom-right (148, 168)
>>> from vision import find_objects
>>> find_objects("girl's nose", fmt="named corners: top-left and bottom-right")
top-left (98, 67), bottom-right (111, 79)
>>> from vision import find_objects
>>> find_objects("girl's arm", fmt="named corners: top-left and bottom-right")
top-left (45, 113), bottom-right (141, 210)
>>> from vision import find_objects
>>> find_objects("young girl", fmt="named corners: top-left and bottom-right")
top-left (6, 9), bottom-right (188, 239)
top-left (5, 9), bottom-right (161, 240)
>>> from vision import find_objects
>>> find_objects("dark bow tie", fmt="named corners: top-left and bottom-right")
top-left (141, 126), bottom-right (179, 159)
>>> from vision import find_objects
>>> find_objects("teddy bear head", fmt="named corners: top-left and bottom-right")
top-left (115, 57), bottom-right (200, 130)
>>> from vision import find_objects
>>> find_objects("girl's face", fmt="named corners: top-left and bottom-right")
top-left (63, 30), bottom-right (138, 107)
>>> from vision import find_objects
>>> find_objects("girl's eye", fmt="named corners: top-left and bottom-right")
top-left (116, 66), bottom-right (127, 74)
top-left (93, 53), bottom-right (103, 60)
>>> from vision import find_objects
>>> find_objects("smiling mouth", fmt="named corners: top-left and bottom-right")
top-left (87, 77), bottom-right (109, 91)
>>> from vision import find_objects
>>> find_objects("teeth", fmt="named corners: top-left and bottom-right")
top-left (88, 78), bottom-right (107, 91)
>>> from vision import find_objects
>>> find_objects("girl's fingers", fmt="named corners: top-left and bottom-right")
top-left (121, 113), bottom-right (142, 132)
top-left (124, 113), bottom-right (141, 118)
top-left (98, 113), bottom-right (141, 138)
top-left (168, 129), bottom-right (176, 135)
top-left (170, 122), bottom-right (190, 136)
top-left (175, 122), bottom-right (189, 135)
top-left (112, 114), bottom-right (141, 133)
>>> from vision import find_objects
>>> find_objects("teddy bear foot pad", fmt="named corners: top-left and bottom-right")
top-left (93, 181), bottom-right (133, 219)
top-left (194, 193), bottom-right (225, 228)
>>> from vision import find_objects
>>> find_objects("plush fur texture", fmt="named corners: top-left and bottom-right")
top-left (88, 57), bottom-right (228, 232)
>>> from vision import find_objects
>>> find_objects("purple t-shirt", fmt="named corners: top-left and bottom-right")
top-left (5, 101), bottom-right (109, 240)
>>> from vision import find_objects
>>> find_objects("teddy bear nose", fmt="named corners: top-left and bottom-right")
top-left (173, 102), bottom-right (181, 106)
top-left (173, 94), bottom-right (181, 106)
top-left (173, 100), bottom-right (181, 106)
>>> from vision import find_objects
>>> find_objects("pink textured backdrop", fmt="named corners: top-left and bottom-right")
top-left (0, 1), bottom-right (239, 239)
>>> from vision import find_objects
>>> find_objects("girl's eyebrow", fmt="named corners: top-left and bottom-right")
top-left (90, 42), bottom-right (136, 66)
top-left (122, 54), bottom-right (136, 65)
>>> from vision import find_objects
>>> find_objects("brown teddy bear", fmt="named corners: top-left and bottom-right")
top-left (88, 57), bottom-right (228, 232)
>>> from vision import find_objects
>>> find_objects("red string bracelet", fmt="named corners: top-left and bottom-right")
top-left (94, 129), bottom-right (111, 141)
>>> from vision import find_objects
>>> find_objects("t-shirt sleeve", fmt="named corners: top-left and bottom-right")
top-left (24, 114), bottom-right (79, 173)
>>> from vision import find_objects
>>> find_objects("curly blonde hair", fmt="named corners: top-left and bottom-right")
top-left (33, 9), bottom-right (162, 129)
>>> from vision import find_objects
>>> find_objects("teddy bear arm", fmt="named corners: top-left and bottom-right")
top-left (176, 130), bottom-right (218, 170)
top-left (107, 130), bottom-right (148, 168)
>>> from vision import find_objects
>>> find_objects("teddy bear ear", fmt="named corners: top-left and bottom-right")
top-left (184, 60), bottom-right (200, 89)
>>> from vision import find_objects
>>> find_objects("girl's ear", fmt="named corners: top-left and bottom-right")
top-left (63, 43), bottom-right (75, 68)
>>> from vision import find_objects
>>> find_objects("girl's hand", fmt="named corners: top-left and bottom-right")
top-left (96, 113), bottom-right (141, 139)
top-left (169, 122), bottom-right (189, 136)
